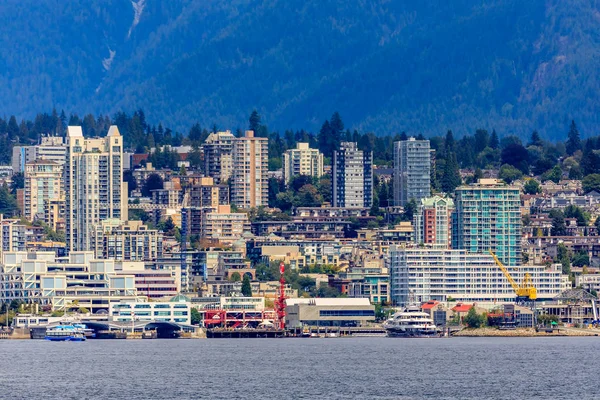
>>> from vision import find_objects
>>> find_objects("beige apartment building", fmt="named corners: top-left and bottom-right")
top-left (231, 130), bottom-right (268, 208)
top-left (91, 219), bottom-right (163, 262)
top-left (23, 160), bottom-right (63, 222)
top-left (65, 126), bottom-right (128, 251)
top-left (202, 205), bottom-right (251, 242)
top-left (282, 142), bottom-right (324, 184)
top-left (202, 130), bottom-right (235, 184)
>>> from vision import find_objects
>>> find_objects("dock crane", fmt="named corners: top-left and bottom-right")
top-left (489, 250), bottom-right (537, 302)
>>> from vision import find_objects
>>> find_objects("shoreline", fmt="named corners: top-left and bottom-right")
top-left (453, 327), bottom-right (600, 337)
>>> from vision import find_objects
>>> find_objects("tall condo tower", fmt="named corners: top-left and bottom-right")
top-left (65, 126), bottom-right (127, 251)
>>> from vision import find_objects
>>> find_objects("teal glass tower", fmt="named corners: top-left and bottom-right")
top-left (452, 179), bottom-right (521, 266)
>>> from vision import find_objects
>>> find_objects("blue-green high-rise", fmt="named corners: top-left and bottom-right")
top-left (452, 179), bottom-right (521, 266)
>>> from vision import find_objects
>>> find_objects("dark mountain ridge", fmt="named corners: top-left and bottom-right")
top-left (0, 0), bottom-right (599, 139)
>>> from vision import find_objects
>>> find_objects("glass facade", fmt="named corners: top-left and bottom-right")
top-left (452, 183), bottom-right (522, 266)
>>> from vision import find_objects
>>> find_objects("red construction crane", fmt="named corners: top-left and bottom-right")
top-left (274, 261), bottom-right (287, 329)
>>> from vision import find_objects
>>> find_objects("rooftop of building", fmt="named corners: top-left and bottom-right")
top-left (420, 195), bottom-right (455, 207)
top-left (26, 159), bottom-right (61, 166)
top-left (421, 300), bottom-right (440, 310)
top-left (286, 297), bottom-right (372, 306)
top-left (451, 303), bottom-right (474, 313)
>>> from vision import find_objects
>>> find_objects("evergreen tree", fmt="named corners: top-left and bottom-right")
top-left (10, 172), bottom-right (24, 194)
top-left (58, 109), bottom-right (67, 135)
top-left (318, 119), bottom-right (332, 156)
top-left (19, 120), bottom-right (29, 140)
top-left (0, 183), bottom-right (19, 217)
top-left (7, 115), bottom-right (18, 140)
top-left (441, 131), bottom-right (461, 193)
top-left (550, 209), bottom-right (567, 236)
top-left (378, 181), bottom-right (389, 208)
top-left (529, 130), bottom-right (543, 147)
top-left (188, 123), bottom-right (202, 142)
top-left (501, 143), bottom-right (529, 174)
top-left (402, 198), bottom-right (418, 222)
top-left (329, 112), bottom-right (344, 151)
top-left (187, 145), bottom-right (202, 169)
top-left (441, 152), bottom-right (462, 193)
top-left (474, 129), bottom-right (489, 152)
top-left (249, 110), bottom-right (261, 132)
top-left (445, 130), bottom-right (455, 153)
top-left (399, 132), bottom-right (408, 141)
top-left (566, 120), bottom-right (581, 155)
top-left (581, 145), bottom-right (600, 175)
top-left (142, 173), bottom-right (164, 197)
top-left (489, 129), bottom-right (499, 149)
top-left (241, 275), bottom-right (253, 297)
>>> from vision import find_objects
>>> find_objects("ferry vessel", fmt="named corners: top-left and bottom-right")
top-left (44, 325), bottom-right (87, 341)
top-left (383, 305), bottom-right (440, 338)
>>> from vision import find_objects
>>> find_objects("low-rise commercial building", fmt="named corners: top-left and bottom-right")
top-left (285, 298), bottom-right (375, 328)
top-left (110, 298), bottom-right (191, 325)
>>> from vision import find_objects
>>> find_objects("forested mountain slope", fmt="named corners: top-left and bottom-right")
top-left (0, 0), bottom-right (599, 138)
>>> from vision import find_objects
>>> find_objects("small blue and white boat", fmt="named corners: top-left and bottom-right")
top-left (45, 325), bottom-right (87, 341)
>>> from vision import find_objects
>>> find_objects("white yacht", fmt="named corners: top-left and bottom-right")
top-left (383, 305), bottom-right (440, 338)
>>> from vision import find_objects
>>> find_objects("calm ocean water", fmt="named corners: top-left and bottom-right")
top-left (0, 337), bottom-right (598, 400)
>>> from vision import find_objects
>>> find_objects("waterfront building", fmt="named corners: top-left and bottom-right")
top-left (285, 298), bottom-right (375, 328)
top-left (110, 297), bottom-right (190, 325)
top-left (333, 265), bottom-right (390, 304)
top-left (393, 138), bottom-right (431, 206)
top-left (91, 219), bottom-right (163, 262)
top-left (12, 136), bottom-right (66, 173)
top-left (202, 130), bottom-right (235, 184)
top-left (414, 196), bottom-right (454, 248)
top-left (201, 297), bottom-right (276, 328)
top-left (333, 142), bottom-right (373, 208)
top-left (65, 126), bottom-right (127, 251)
top-left (282, 143), bottom-right (324, 184)
top-left (231, 130), bottom-right (268, 208)
top-left (23, 160), bottom-right (63, 222)
top-left (387, 246), bottom-right (563, 306)
top-left (0, 251), bottom-right (141, 313)
top-left (452, 179), bottom-right (522, 265)
top-left (114, 261), bottom-right (179, 298)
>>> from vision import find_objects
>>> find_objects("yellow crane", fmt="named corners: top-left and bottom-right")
top-left (489, 250), bottom-right (537, 301)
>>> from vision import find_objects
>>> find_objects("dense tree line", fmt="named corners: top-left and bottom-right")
top-left (2, 109), bottom-right (597, 191)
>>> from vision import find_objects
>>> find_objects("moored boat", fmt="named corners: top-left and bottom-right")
top-left (383, 305), bottom-right (440, 338)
